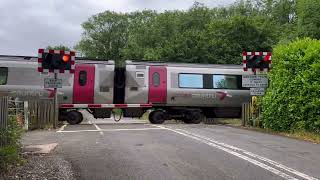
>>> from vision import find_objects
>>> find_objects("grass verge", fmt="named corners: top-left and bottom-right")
top-left (218, 119), bottom-right (320, 144)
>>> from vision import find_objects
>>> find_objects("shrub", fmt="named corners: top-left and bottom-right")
top-left (0, 116), bottom-right (23, 170)
top-left (262, 38), bottom-right (320, 133)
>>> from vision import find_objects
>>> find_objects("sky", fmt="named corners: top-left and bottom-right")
top-left (0, 0), bottom-right (236, 56)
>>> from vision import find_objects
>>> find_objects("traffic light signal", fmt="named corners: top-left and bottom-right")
top-left (38, 49), bottom-right (75, 73)
top-left (242, 52), bottom-right (271, 72)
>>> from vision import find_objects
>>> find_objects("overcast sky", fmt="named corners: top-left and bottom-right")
top-left (0, 0), bottom-right (235, 56)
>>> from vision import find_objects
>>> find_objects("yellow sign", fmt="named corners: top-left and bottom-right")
top-left (251, 96), bottom-right (258, 114)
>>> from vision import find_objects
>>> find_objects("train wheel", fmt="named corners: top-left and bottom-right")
top-left (66, 111), bottom-right (83, 125)
top-left (191, 112), bottom-right (202, 124)
top-left (149, 110), bottom-right (165, 124)
top-left (183, 110), bottom-right (202, 124)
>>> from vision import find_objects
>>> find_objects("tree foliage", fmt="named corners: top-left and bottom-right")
top-left (262, 38), bottom-right (320, 133)
top-left (297, 0), bottom-right (320, 39)
top-left (46, 45), bottom-right (71, 51)
top-left (77, 0), bottom-right (293, 64)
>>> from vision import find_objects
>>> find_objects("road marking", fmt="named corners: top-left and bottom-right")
top-left (93, 123), bottom-right (104, 135)
top-left (151, 125), bottom-right (311, 180)
top-left (175, 129), bottom-right (318, 180)
top-left (58, 128), bottom-right (163, 133)
top-left (57, 124), bottom-right (67, 132)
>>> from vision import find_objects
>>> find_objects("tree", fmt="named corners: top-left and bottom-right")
top-left (76, 11), bottom-right (131, 61)
top-left (75, 0), bottom-right (302, 64)
top-left (297, 0), bottom-right (320, 39)
top-left (46, 45), bottom-right (70, 51)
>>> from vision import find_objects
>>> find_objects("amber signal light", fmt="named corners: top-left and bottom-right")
top-left (62, 55), bottom-right (70, 62)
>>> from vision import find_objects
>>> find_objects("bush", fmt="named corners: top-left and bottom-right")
top-left (262, 38), bottom-right (320, 133)
top-left (0, 116), bottom-right (23, 170)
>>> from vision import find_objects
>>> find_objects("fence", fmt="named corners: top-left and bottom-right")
top-left (27, 99), bottom-right (55, 130)
top-left (242, 103), bottom-right (262, 127)
top-left (0, 97), bottom-right (8, 147)
top-left (1, 96), bottom-right (56, 131)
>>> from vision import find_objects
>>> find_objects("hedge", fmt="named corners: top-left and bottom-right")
top-left (262, 38), bottom-right (320, 133)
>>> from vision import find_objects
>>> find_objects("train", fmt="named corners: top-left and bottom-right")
top-left (0, 55), bottom-right (252, 124)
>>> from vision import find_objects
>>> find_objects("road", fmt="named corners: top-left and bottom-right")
top-left (22, 112), bottom-right (320, 180)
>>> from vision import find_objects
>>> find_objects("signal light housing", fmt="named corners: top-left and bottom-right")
top-left (242, 52), bottom-right (272, 72)
top-left (38, 49), bottom-right (75, 74)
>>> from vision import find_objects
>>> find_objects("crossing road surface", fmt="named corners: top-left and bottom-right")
top-left (22, 113), bottom-right (320, 180)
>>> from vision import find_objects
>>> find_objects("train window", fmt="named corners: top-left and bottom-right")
top-left (0, 67), bottom-right (8, 85)
top-left (79, 71), bottom-right (87, 86)
top-left (136, 72), bottom-right (144, 78)
top-left (213, 75), bottom-right (238, 89)
top-left (179, 74), bottom-right (203, 88)
top-left (152, 72), bottom-right (160, 87)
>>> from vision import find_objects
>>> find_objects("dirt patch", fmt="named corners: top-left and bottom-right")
top-left (0, 153), bottom-right (76, 180)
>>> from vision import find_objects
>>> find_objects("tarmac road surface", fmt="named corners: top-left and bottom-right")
top-left (22, 112), bottom-right (320, 180)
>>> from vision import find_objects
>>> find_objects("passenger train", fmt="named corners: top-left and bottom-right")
top-left (0, 56), bottom-right (252, 124)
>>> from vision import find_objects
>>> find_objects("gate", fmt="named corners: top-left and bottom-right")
top-left (27, 99), bottom-right (55, 130)
top-left (242, 103), bottom-right (262, 127)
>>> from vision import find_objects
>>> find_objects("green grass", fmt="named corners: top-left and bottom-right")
top-left (279, 131), bottom-right (320, 144)
top-left (214, 118), bottom-right (242, 126)
top-left (231, 125), bottom-right (320, 144)
top-left (214, 118), bottom-right (320, 144)
top-left (0, 145), bottom-right (22, 171)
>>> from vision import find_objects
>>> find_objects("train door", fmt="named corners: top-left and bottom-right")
top-left (148, 66), bottom-right (167, 103)
top-left (73, 64), bottom-right (95, 104)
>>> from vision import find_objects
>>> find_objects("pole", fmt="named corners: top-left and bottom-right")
top-left (53, 73), bottom-right (58, 128)
top-left (24, 101), bottom-right (28, 130)
top-left (252, 70), bottom-right (257, 126)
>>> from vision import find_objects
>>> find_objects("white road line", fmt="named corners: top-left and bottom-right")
top-left (57, 124), bottom-right (67, 132)
top-left (93, 123), bottom-right (104, 135)
top-left (175, 129), bottom-right (318, 180)
top-left (101, 128), bottom-right (163, 131)
top-left (58, 128), bottom-right (163, 133)
top-left (151, 125), bottom-right (299, 180)
top-left (58, 129), bottom-right (99, 133)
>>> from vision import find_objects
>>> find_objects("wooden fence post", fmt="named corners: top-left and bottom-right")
top-left (0, 97), bottom-right (8, 147)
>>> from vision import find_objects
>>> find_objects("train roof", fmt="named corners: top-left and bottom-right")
top-left (125, 60), bottom-right (242, 69)
top-left (0, 55), bottom-right (242, 68)
top-left (0, 55), bottom-right (115, 64)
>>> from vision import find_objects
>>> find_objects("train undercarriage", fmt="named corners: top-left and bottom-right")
top-left (59, 106), bottom-right (241, 125)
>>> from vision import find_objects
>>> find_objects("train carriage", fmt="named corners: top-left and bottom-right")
top-left (124, 61), bottom-right (251, 124)
top-left (0, 56), bottom-right (251, 124)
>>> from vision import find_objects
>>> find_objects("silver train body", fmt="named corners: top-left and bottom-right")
top-left (0, 56), bottom-right (252, 124)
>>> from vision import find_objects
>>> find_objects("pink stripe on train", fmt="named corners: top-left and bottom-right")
top-left (60, 104), bottom-right (153, 109)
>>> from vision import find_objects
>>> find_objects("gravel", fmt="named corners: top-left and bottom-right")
top-left (1, 153), bottom-right (76, 180)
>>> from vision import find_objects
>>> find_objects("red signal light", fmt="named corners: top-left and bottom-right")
top-left (62, 55), bottom-right (70, 62)
top-left (264, 55), bottom-right (271, 61)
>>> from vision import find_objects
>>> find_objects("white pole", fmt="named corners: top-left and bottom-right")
top-left (54, 73), bottom-right (58, 129)
top-left (24, 101), bottom-right (28, 130)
